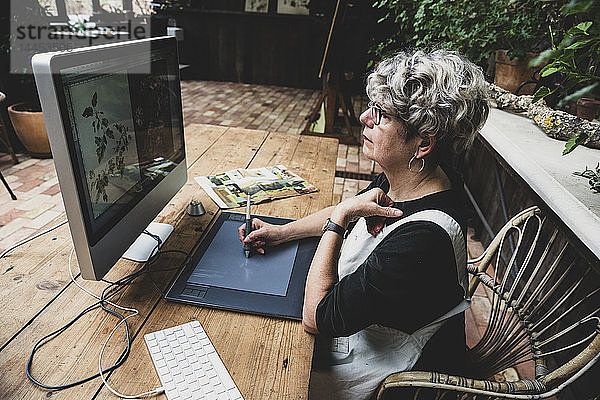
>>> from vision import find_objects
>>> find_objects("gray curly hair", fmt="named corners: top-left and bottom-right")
top-left (366, 49), bottom-right (489, 159)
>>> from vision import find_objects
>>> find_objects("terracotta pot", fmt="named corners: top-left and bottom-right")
top-left (564, 101), bottom-right (578, 116)
top-left (494, 50), bottom-right (539, 95)
top-left (7, 103), bottom-right (52, 158)
top-left (576, 97), bottom-right (600, 121)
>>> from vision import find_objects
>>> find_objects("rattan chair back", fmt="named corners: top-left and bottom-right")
top-left (377, 205), bottom-right (600, 399)
top-left (467, 205), bottom-right (599, 388)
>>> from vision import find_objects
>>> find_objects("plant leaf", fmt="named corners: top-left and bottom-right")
top-left (561, 0), bottom-right (595, 16)
top-left (564, 39), bottom-right (593, 50)
top-left (529, 48), bottom-right (557, 67)
top-left (532, 86), bottom-right (551, 104)
top-left (82, 107), bottom-right (93, 118)
top-left (541, 66), bottom-right (559, 77)
top-left (557, 83), bottom-right (598, 108)
top-left (92, 92), bottom-right (97, 107)
top-left (563, 132), bottom-right (589, 155)
top-left (575, 21), bottom-right (593, 33)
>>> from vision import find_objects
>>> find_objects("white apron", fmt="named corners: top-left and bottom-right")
top-left (309, 210), bottom-right (471, 400)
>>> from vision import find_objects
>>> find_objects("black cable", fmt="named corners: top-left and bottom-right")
top-left (140, 234), bottom-right (166, 295)
top-left (0, 220), bottom-right (68, 259)
top-left (140, 232), bottom-right (189, 296)
top-left (26, 294), bottom-right (131, 389)
top-left (26, 234), bottom-right (189, 391)
top-left (143, 230), bottom-right (162, 258)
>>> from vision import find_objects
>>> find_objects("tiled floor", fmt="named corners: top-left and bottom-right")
top-left (0, 80), bottom-right (526, 381)
top-left (0, 154), bottom-right (64, 253)
top-left (179, 81), bottom-right (377, 205)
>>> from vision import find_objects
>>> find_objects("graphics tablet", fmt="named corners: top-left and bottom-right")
top-left (166, 211), bottom-right (319, 320)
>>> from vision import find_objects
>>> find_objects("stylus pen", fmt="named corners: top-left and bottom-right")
top-left (244, 194), bottom-right (252, 258)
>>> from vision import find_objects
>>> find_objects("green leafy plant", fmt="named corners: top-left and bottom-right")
top-left (82, 91), bottom-right (132, 202)
top-left (370, 0), bottom-right (565, 69)
top-left (531, 0), bottom-right (600, 154)
top-left (532, 3), bottom-right (600, 105)
top-left (573, 163), bottom-right (600, 193)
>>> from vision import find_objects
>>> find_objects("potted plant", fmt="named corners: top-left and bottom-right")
top-left (485, 0), bottom-right (566, 94)
top-left (3, 0), bottom-right (52, 157)
top-left (370, 0), bottom-right (564, 93)
top-left (7, 101), bottom-right (50, 157)
top-left (494, 50), bottom-right (541, 95)
top-left (531, 0), bottom-right (600, 153)
top-left (576, 97), bottom-right (600, 120)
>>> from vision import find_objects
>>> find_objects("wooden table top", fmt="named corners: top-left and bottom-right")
top-left (0, 124), bottom-right (338, 399)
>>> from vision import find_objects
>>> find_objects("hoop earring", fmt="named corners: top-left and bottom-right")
top-left (408, 156), bottom-right (425, 173)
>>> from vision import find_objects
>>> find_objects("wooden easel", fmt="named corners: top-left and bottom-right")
top-left (302, 0), bottom-right (359, 145)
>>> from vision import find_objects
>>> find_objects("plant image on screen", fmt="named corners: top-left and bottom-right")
top-left (82, 91), bottom-right (133, 203)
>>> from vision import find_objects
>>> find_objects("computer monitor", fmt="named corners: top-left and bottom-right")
top-left (32, 36), bottom-right (186, 280)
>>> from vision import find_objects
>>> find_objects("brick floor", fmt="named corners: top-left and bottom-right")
top-left (0, 80), bottom-right (530, 382)
top-left (0, 153), bottom-right (65, 250)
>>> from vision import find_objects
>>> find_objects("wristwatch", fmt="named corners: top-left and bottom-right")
top-left (322, 218), bottom-right (345, 236)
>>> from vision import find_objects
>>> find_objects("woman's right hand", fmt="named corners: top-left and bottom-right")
top-left (238, 218), bottom-right (286, 254)
top-left (331, 188), bottom-right (403, 236)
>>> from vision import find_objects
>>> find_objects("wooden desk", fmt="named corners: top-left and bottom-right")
top-left (0, 124), bottom-right (338, 399)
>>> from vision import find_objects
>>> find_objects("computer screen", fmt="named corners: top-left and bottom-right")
top-left (33, 36), bottom-right (186, 280)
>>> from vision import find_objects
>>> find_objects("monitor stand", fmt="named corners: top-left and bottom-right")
top-left (122, 222), bottom-right (174, 262)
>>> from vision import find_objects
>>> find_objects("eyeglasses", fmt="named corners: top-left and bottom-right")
top-left (367, 101), bottom-right (386, 125)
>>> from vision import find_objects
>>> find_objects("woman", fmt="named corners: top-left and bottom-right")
top-left (239, 49), bottom-right (489, 399)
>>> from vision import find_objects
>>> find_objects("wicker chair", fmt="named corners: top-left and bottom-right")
top-left (377, 206), bottom-right (600, 399)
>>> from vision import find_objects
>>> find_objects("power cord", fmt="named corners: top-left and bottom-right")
top-left (0, 220), bottom-right (68, 259)
top-left (26, 251), bottom-right (139, 391)
top-left (98, 231), bottom-right (172, 398)
top-left (26, 230), bottom-right (189, 398)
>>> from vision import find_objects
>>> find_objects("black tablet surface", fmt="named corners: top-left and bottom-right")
top-left (166, 211), bottom-right (319, 320)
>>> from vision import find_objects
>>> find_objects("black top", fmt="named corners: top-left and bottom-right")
top-left (315, 171), bottom-right (469, 373)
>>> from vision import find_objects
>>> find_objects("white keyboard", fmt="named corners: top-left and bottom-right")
top-left (144, 321), bottom-right (244, 400)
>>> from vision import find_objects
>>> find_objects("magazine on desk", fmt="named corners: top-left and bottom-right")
top-left (195, 165), bottom-right (319, 209)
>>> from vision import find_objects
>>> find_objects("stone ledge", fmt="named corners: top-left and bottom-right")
top-left (480, 108), bottom-right (600, 260)
top-left (489, 84), bottom-right (600, 150)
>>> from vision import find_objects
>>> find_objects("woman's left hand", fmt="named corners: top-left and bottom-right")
top-left (331, 188), bottom-right (403, 236)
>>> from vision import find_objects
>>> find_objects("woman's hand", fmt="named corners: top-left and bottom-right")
top-left (238, 218), bottom-right (286, 254)
top-left (331, 188), bottom-right (403, 236)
